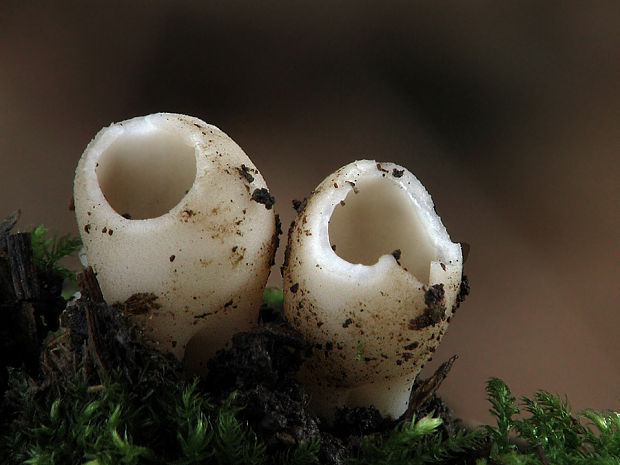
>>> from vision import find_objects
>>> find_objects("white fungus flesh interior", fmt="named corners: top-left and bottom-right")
top-left (329, 176), bottom-right (436, 285)
top-left (283, 160), bottom-right (463, 420)
top-left (96, 131), bottom-right (196, 220)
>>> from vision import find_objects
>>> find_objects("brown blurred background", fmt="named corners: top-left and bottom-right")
top-left (1, 1), bottom-right (618, 423)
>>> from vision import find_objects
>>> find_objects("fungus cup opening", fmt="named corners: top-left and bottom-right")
top-left (328, 177), bottom-right (436, 285)
top-left (96, 130), bottom-right (197, 220)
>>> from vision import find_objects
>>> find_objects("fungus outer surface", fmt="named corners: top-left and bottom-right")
top-left (282, 160), bottom-right (463, 419)
top-left (74, 113), bottom-right (276, 372)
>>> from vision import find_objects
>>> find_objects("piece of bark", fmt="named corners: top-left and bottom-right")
top-left (7, 233), bottom-right (40, 301)
top-left (0, 257), bottom-right (15, 304)
top-left (77, 266), bottom-right (104, 304)
top-left (0, 210), bottom-right (20, 254)
top-left (400, 355), bottom-right (458, 421)
top-left (86, 304), bottom-right (110, 378)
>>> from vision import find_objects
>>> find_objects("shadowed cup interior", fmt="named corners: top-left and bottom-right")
top-left (328, 177), bottom-right (435, 285)
top-left (96, 130), bottom-right (197, 220)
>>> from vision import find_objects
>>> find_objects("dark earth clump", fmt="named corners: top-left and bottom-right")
top-left (251, 188), bottom-right (275, 209)
top-left (205, 305), bottom-right (321, 451)
top-left (237, 164), bottom-right (255, 183)
top-left (409, 283), bottom-right (447, 330)
top-left (292, 198), bottom-right (307, 213)
top-left (457, 274), bottom-right (470, 307)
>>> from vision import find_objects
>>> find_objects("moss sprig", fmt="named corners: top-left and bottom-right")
top-left (484, 377), bottom-right (620, 465)
top-left (349, 413), bottom-right (486, 465)
top-left (30, 224), bottom-right (82, 282)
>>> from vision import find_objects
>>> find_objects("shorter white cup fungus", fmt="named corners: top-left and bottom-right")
top-left (74, 113), bottom-right (277, 372)
top-left (283, 160), bottom-right (463, 420)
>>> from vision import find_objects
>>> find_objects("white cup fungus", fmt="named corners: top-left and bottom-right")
top-left (282, 160), bottom-right (463, 420)
top-left (73, 113), bottom-right (277, 373)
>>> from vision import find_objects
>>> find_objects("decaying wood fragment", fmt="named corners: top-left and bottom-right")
top-left (7, 233), bottom-right (40, 301)
top-left (400, 355), bottom-right (458, 421)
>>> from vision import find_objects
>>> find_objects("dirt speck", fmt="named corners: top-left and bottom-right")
top-left (237, 164), bottom-right (255, 183)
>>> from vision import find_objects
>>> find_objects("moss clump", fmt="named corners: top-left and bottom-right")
top-left (483, 377), bottom-right (620, 465)
top-left (0, 220), bottom-right (618, 464)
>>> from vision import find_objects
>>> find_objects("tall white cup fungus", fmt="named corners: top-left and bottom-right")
top-left (74, 113), bottom-right (277, 372)
top-left (283, 160), bottom-right (463, 420)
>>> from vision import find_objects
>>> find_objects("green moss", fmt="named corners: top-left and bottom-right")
top-left (485, 377), bottom-right (620, 465)
top-left (30, 224), bottom-right (82, 282)
top-left (262, 287), bottom-right (284, 308)
top-left (1, 224), bottom-right (618, 463)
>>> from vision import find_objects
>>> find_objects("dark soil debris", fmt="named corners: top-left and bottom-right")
top-left (237, 164), bottom-right (255, 183)
top-left (457, 274), bottom-right (470, 307)
top-left (333, 405), bottom-right (386, 436)
top-left (409, 284), bottom-right (446, 330)
top-left (392, 168), bottom-right (404, 177)
top-left (252, 188), bottom-right (275, 209)
top-left (292, 198), bottom-right (307, 213)
top-left (269, 214), bottom-right (282, 266)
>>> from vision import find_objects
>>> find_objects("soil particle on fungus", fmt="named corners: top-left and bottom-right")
top-left (252, 188), bottom-right (275, 210)
top-left (391, 249), bottom-right (401, 263)
top-left (376, 163), bottom-right (389, 173)
top-left (194, 311), bottom-right (212, 320)
top-left (84, 224), bottom-right (91, 233)
top-left (346, 181), bottom-right (359, 194)
top-left (408, 284), bottom-right (446, 330)
top-left (269, 214), bottom-right (282, 267)
top-left (281, 220), bottom-right (297, 276)
top-left (392, 168), bottom-right (404, 178)
top-left (237, 164), bottom-right (255, 183)
top-left (290, 283), bottom-right (299, 293)
top-left (342, 318), bottom-right (353, 328)
top-left (456, 274), bottom-right (470, 308)
top-left (292, 198), bottom-right (307, 213)
top-left (169, 255), bottom-right (175, 262)
top-left (181, 209), bottom-right (195, 221)
top-left (404, 341), bottom-right (419, 350)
